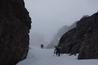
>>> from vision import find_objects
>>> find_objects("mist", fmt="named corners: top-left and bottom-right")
top-left (24, 0), bottom-right (98, 46)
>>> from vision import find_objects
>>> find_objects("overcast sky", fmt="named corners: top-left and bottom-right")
top-left (24, 0), bottom-right (98, 46)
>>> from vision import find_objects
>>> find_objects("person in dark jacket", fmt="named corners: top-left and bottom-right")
top-left (41, 44), bottom-right (44, 48)
top-left (54, 46), bottom-right (61, 56)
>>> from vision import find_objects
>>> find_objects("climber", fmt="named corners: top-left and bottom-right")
top-left (54, 46), bottom-right (61, 56)
top-left (41, 44), bottom-right (44, 48)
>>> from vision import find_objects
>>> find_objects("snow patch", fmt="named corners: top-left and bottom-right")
top-left (17, 46), bottom-right (98, 65)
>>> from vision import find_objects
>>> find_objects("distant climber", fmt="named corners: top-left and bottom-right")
top-left (41, 44), bottom-right (44, 48)
top-left (54, 46), bottom-right (61, 56)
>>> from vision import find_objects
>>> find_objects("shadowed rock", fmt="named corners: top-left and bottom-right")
top-left (0, 0), bottom-right (31, 65)
top-left (58, 12), bottom-right (98, 59)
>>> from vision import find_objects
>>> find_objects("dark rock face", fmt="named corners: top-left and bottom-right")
top-left (0, 0), bottom-right (31, 65)
top-left (58, 12), bottom-right (98, 59)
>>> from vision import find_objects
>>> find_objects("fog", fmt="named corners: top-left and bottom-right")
top-left (24, 0), bottom-right (98, 46)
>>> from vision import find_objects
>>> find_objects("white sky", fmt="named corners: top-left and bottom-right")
top-left (24, 0), bottom-right (98, 45)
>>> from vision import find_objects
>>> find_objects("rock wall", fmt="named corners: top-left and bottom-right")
top-left (58, 12), bottom-right (98, 59)
top-left (0, 0), bottom-right (31, 65)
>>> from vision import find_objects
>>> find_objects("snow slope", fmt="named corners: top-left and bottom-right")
top-left (17, 47), bottom-right (98, 65)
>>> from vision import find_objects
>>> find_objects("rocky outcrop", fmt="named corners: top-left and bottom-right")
top-left (58, 12), bottom-right (98, 59)
top-left (47, 24), bottom-right (76, 49)
top-left (47, 25), bottom-right (68, 48)
top-left (0, 0), bottom-right (31, 65)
